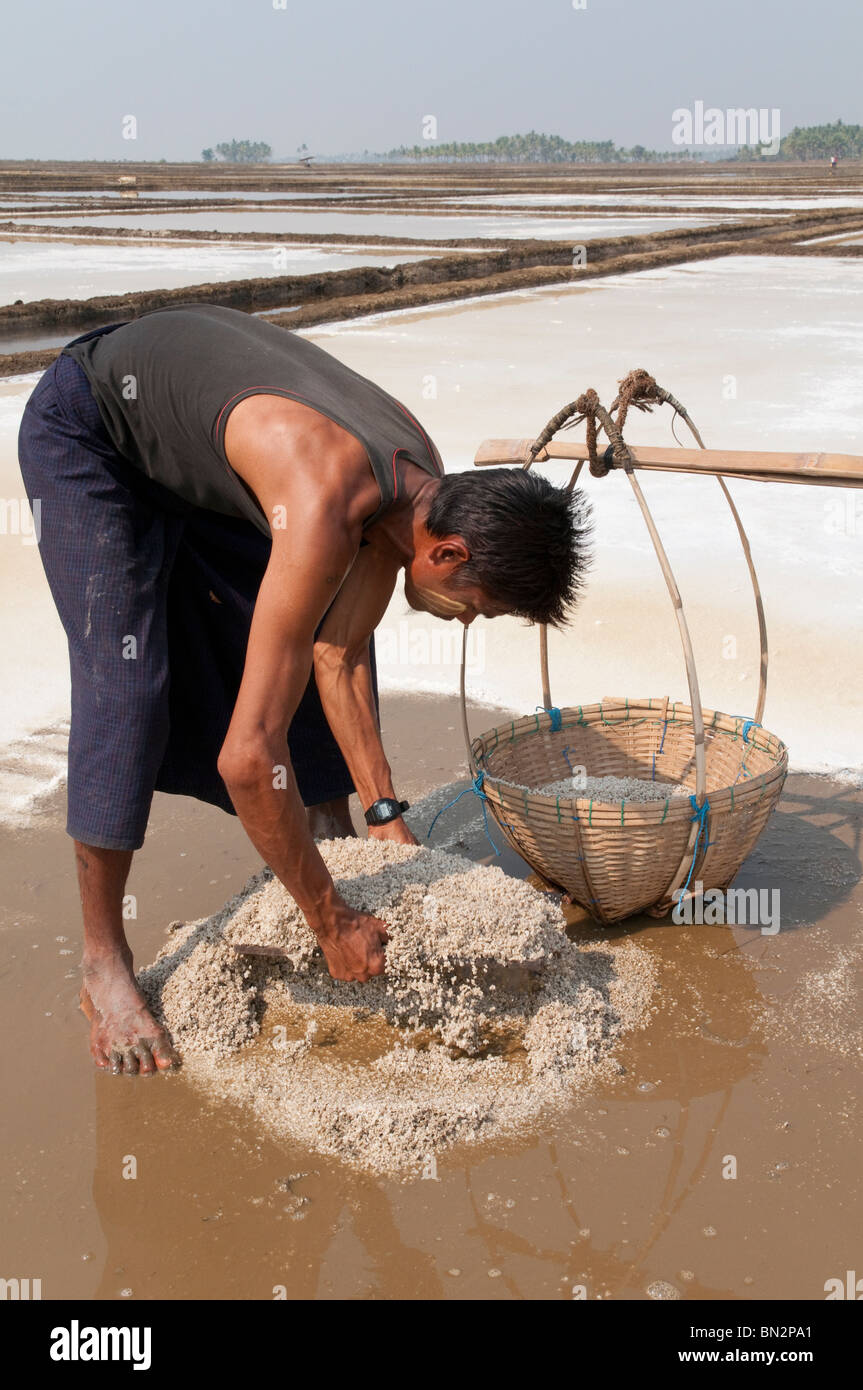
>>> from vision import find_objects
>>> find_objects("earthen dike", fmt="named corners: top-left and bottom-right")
top-left (1, 159), bottom-right (861, 377)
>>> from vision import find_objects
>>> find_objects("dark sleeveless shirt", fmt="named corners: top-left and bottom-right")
top-left (62, 303), bottom-right (444, 536)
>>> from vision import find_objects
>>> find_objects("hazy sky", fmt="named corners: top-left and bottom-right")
top-left (3, 0), bottom-right (860, 161)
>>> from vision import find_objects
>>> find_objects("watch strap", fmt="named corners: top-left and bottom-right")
top-left (364, 797), bottom-right (410, 826)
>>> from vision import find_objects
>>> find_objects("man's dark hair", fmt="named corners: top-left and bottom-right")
top-left (425, 468), bottom-right (592, 627)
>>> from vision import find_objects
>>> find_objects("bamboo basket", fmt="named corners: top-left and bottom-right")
top-left (470, 699), bottom-right (787, 923)
top-left (456, 377), bottom-right (789, 924)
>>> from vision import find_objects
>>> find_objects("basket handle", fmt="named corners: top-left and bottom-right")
top-left (660, 402), bottom-right (768, 724)
top-left (619, 464), bottom-right (708, 804)
top-left (538, 478), bottom-right (767, 723)
top-left (461, 442), bottom-right (709, 801)
top-left (575, 396), bottom-right (711, 902)
top-left (535, 386), bottom-right (769, 769)
top-left (459, 624), bottom-right (476, 773)
top-left (461, 374), bottom-right (769, 908)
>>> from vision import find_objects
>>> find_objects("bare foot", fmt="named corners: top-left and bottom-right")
top-left (80, 952), bottom-right (181, 1075)
top-left (307, 797), bottom-right (358, 841)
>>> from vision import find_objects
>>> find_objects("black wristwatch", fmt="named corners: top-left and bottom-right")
top-left (364, 797), bottom-right (410, 826)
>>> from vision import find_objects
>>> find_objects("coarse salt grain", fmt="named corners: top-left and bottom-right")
top-left (503, 773), bottom-right (688, 803)
top-left (139, 840), bottom-right (657, 1174)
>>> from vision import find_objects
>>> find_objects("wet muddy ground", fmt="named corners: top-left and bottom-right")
top-left (1, 693), bottom-right (859, 1301)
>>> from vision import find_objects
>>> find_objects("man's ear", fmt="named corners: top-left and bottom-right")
top-left (429, 535), bottom-right (470, 567)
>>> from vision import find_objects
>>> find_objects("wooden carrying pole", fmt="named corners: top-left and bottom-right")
top-left (475, 438), bottom-right (863, 488)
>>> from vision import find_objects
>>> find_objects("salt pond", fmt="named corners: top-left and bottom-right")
top-left (9, 208), bottom-right (717, 241)
top-left (0, 236), bottom-right (432, 306)
top-left (0, 251), bottom-right (860, 826)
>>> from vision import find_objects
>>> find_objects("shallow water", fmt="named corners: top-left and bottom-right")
top-left (0, 236), bottom-right (431, 306)
top-left (442, 192), bottom-right (863, 211)
top-left (0, 694), bottom-right (859, 1301)
top-left (0, 189), bottom-right (386, 204)
top-left (8, 208), bottom-right (718, 240)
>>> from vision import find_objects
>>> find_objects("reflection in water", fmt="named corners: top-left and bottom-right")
top-left (84, 778), bottom-right (860, 1299)
top-left (89, 1063), bottom-right (444, 1299)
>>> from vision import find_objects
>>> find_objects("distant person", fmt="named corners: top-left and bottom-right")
top-left (18, 304), bottom-right (590, 1075)
top-left (830, 155), bottom-right (838, 170)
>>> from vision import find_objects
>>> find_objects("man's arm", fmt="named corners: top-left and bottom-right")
top-left (217, 502), bottom-right (388, 983)
top-left (312, 537), bottom-right (417, 844)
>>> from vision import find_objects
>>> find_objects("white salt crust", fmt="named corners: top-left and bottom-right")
top-left (139, 840), bottom-right (657, 1174)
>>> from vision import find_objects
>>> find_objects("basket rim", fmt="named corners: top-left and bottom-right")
top-left (471, 697), bottom-right (788, 815)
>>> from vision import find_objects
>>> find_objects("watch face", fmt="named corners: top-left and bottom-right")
top-left (365, 797), bottom-right (409, 825)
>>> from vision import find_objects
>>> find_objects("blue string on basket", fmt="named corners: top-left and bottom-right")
top-left (652, 718), bottom-right (669, 781)
top-left (536, 704), bottom-right (563, 732)
top-left (561, 744), bottom-right (578, 776)
top-left (678, 794), bottom-right (712, 897)
top-left (425, 770), bottom-right (500, 855)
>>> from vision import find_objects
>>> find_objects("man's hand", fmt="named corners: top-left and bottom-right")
top-left (316, 907), bottom-right (390, 982)
top-left (368, 817), bottom-right (419, 846)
